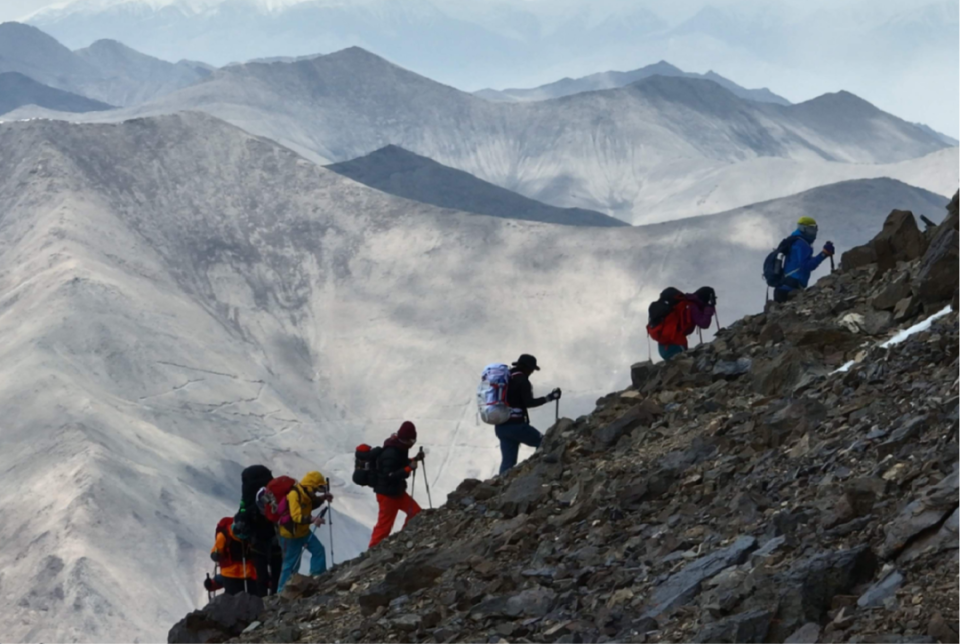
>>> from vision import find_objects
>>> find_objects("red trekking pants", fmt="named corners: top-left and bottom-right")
top-left (369, 492), bottom-right (421, 548)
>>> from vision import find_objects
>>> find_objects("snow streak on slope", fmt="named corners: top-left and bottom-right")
top-left (0, 113), bottom-right (950, 642)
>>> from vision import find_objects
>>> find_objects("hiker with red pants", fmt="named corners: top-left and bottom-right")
top-left (369, 421), bottom-right (422, 548)
top-left (496, 354), bottom-right (560, 474)
top-left (647, 287), bottom-right (717, 361)
top-left (206, 517), bottom-right (257, 595)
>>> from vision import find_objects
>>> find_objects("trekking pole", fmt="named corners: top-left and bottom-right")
top-left (698, 328), bottom-right (703, 345)
top-left (206, 572), bottom-right (214, 602)
top-left (241, 547), bottom-right (249, 594)
top-left (418, 448), bottom-right (433, 509)
top-left (555, 398), bottom-right (559, 424)
top-left (715, 310), bottom-right (721, 331)
top-left (829, 255), bottom-right (835, 274)
top-left (411, 466), bottom-right (417, 500)
top-left (327, 502), bottom-right (335, 567)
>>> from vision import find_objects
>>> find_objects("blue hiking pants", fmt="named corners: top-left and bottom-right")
top-left (658, 343), bottom-right (685, 362)
top-left (278, 532), bottom-right (326, 592)
top-left (495, 421), bottom-right (542, 474)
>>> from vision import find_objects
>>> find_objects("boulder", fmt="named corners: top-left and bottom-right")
top-left (168, 593), bottom-right (263, 643)
top-left (630, 360), bottom-right (658, 389)
top-left (751, 349), bottom-right (825, 396)
top-left (784, 622), bottom-right (822, 644)
top-left (843, 477), bottom-right (886, 517)
top-left (857, 570), bottom-right (903, 608)
top-left (641, 536), bottom-right (757, 619)
top-left (872, 210), bottom-right (927, 263)
top-left (693, 610), bottom-right (773, 643)
top-left (880, 466), bottom-right (959, 559)
top-left (841, 243), bottom-right (877, 271)
top-left (872, 277), bottom-right (912, 311)
top-left (914, 226), bottom-right (959, 307)
top-left (893, 295), bottom-right (922, 322)
top-left (591, 406), bottom-right (647, 450)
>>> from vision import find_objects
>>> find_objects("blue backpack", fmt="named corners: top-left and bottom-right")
top-left (762, 237), bottom-right (798, 288)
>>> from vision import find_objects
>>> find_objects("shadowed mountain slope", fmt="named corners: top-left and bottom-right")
top-left (327, 145), bottom-right (628, 227)
top-left (0, 71), bottom-right (113, 114)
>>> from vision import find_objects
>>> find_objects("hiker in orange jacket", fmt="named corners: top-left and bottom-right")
top-left (207, 517), bottom-right (256, 595)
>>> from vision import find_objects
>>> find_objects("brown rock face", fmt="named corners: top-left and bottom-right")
top-left (872, 209), bottom-right (928, 263)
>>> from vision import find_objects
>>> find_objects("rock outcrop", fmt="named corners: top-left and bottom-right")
top-left (215, 209), bottom-right (958, 644)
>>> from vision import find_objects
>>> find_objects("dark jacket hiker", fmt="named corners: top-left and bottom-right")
top-left (495, 354), bottom-right (560, 475)
top-left (368, 421), bottom-right (422, 548)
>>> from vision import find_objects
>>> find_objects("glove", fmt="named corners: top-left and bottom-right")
top-left (822, 241), bottom-right (835, 257)
top-left (547, 388), bottom-right (562, 401)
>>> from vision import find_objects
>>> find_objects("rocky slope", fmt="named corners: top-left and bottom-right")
top-left (0, 112), bottom-right (952, 642)
top-left (181, 200), bottom-right (960, 644)
top-left (326, 146), bottom-right (627, 228)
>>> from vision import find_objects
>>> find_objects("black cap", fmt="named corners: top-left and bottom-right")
top-left (512, 354), bottom-right (540, 371)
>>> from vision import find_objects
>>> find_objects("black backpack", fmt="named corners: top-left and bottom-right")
top-left (352, 444), bottom-right (383, 487)
top-left (233, 465), bottom-right (273, 541)
top-left (647, 287), bottom-right (684, 328)
top-left (762, 237), bottom-right (798, 288)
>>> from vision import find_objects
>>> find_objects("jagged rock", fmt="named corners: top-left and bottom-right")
top-left (391, 614), bottom-right (422, 632)
top-left (712, 357), bottom-right (752, 379)
top-left (761, 398), bottom-right (827, 447)
top-left (168, 593), bottom-right (263, 643)
top-left (630, 360), bottom-right (657, 389)
top-left (499, 469), bottom-right (548, 517)
top-left (877, 415), bottom-right (929, 457)
top-left (693, 610), bottom-right (773, 643)
top-left (784, 622), bottom-right (822, 644)
top-left (872, 276), bottom-right (913, 311)
top-left (927, 611), bottom-right (958, 643)
top-left (861, 309), bottom-right (894, 335)
top-left (914, 226), bottom-right (959, 306)
top-left (898, 506), bottom-right (959, 563)
top-left (750, 348), bottom-right (825, 395)
top-left (642, 536), bottom-right (756, 619)
top-left (843, 477), bottom-right (886, 517)
top-left (591, 406), bottom-right (646, 449)
top-left (280, 573), bottom-right (320, 600)
top-left (857, 570), bottom-right (903, 608)
top-left (893, 295), bottom-right (922, 322)
top-left (872, 210), bottom-right (927, 264)
top-left (880, 466), bottom-right (960, 559)
top-left (842, 243), bottom-right (877, 271)
top-left (761, 546), bottom-right (878, 642)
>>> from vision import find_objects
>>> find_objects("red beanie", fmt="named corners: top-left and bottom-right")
top-left (398, 421), bottom-right (417, 442)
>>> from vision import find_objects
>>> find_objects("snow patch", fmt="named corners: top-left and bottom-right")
top-left (880, 305), bottom-right (953, 348)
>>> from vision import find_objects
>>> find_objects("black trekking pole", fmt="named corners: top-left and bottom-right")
top-left (417, 447), bottom-right (433, 509)
top-left (327, 502), bottom-right (335, 568)
top-left (241, 547), bottom-right (249, 594)
top-left (206, 572), bottom-right (214, 602)
top-left (411, 466), bottom-right (417, 500)
top-left (555, 398), bottom-right (559, 424)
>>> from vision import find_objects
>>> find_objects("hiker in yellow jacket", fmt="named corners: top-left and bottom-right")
top-left (277, 471), bottom-right (332, 592)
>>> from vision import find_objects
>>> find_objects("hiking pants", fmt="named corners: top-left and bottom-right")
top-left (495, 421), bottom-right (542, 474)
top-left (369, 492), bottom-right (421, 549)
top-left (657, 343), bottom-right (685, 362)
top-left (252, 544), bottom-right (282, 596)
top-left (215, 574), bottom-right (252, 596)
top-left (773, 288), bottom-right (796, 304)
top-left (278, 532), bottom-right (326, 592)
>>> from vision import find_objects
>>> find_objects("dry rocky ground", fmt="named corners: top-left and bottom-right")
top-left (171, 196), bottom-right (959, 644)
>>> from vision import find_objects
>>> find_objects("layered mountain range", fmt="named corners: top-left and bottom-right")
top-left (0, 112), bottom-right (951, 642)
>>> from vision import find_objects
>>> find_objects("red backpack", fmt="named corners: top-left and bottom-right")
top-left (214, 517), bottom-right (244, 567)
top-left (647, 297), bottom-right (693, 347)
top-left (256, 476), bottom-right (299, 524)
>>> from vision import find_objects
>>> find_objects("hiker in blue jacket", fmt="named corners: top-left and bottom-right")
top-left (774, 216), bottom-right (835, 303)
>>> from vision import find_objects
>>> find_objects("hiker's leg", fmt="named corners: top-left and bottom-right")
top-left (658, 343), bottom-right (684, 361)
top-left (513, 423), bottom-right (542, 449)
top-left (399, 492), bottom-right (422, 527)
top-left (220, 577), bottom-right (247, 595)
top-left (277, 535), bottom-right (306, 592)
top-left (268, 544), bottom-right (283, 595)
top-left (369, 494), bottom-right (401, 548)
top-left (251, 550), bottom-right (270, 596)
top-left (495, 425), bottom-right (521, 474)
top-left (773, 288), bottom-right (790, 304)
top-left (306, 532), bottom-right (327, 575)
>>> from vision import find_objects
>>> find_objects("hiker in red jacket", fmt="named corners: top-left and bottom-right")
top-left (368, 421), bottom-right (423, 548)
top-left (648, 287), bottom-right (717, 361)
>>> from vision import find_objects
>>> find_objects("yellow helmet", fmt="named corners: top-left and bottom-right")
top-left (797, 216), bottom-right (818, 227)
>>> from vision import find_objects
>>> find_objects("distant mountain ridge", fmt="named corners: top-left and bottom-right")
top-left (0, 72), bottom-right (113, 115)
top-left (0, 21), bottom-right (210, 106)
top-left (475, 60), bottom-right (791, 105)
top-left (327, 145), bottom-right (628, 227)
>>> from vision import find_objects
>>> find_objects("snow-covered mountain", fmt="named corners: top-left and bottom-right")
top-left (46, 47), bottom-right (950, 224)
top-left (0, 111), bottom-right (950, 642)
top-left (0, 71), bottom-right (113, 114)
top-left (475, 60), bottom-right (790, 105)
top-left (0, 21), bottom-right (210, 106)
top-left (326, 145), bottom-right (627, 228)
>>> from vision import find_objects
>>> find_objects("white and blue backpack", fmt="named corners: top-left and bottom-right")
top-left (477, 363), bottom-right (512, 425)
